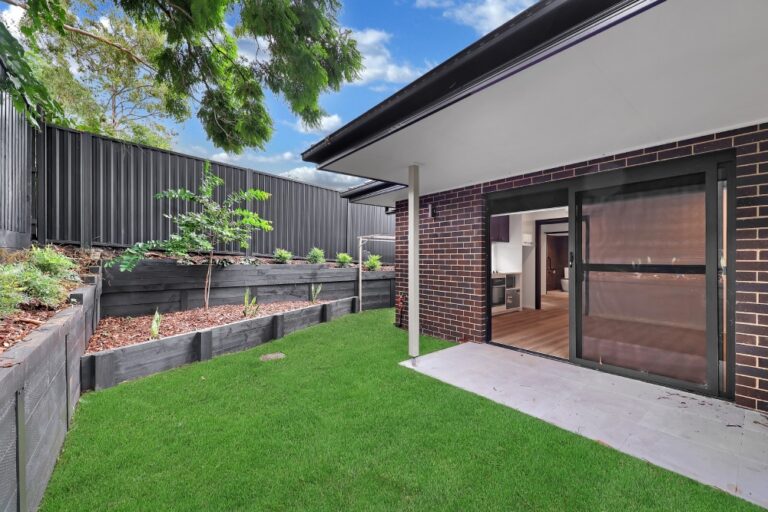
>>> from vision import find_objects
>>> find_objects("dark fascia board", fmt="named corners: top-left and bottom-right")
top-left (340, 180), bottom-right (403, 200)
top-left (302, 0), bottom-right (631, 165)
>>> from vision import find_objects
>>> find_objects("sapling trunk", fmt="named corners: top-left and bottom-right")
top-left (204, 249), bottom-right (214, 310)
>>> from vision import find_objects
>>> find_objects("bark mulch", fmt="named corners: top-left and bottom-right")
top-left (86, 301), bottom-right (326, 354)
top-left (0, 308), bottom-right (59, 357)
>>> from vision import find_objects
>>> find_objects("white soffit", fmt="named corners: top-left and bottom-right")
top-left (323, 0), bottom-right (768, 206)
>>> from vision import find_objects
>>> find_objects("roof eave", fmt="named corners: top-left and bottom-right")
top-left (301, 0), bottom-right (632, 165)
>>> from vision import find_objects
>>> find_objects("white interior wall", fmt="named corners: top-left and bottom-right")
top-left (520, 208), bottom-right (568, 308)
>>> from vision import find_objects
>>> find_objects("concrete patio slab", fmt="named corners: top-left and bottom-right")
top-left (401, 343), bottom-right (768, 509)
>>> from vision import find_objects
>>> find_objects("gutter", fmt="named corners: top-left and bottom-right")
top-left (340, 180), bottom-right (406, 202)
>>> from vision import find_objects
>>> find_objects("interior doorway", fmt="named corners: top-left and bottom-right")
top-left (490, 206), bottom-right (570, 359)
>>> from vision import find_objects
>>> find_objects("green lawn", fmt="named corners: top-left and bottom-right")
top-left (42, 309), bottom-right (756, 511)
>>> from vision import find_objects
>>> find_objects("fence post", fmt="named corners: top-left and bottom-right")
top-left (79, 133), bottom-right (93, 248)
top-left (272, 314), bottom-right (284, 340)
top-left (320, 303), bottom-right (330, 323)
top-left (94, 352), bottom-right (114, 391)
top-left (34, 127), bottom-right (47, 244)
top-left (196, 331), bottom-right (212, 361)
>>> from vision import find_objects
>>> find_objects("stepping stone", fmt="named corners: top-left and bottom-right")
top-left (260, 352), bottom-right (286, 362)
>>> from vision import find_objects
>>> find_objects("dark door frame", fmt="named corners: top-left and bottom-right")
top-left (535, 218), bottom-right (569, 310)
top-left (485, 150), bottom-right (736, 398)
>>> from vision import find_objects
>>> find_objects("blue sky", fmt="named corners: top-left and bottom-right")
top-left (178, 0), bottom-right (537, 189)
top-left (2, 0), bottom-right (536, 189)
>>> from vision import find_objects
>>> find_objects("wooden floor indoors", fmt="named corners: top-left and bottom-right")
top-left (491, 291), bottom-right (569, 359)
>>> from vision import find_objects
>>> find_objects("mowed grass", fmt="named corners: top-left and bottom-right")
top-left (42, 309), bottom-right (757, 511)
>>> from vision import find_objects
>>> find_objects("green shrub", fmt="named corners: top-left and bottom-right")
top-left (335, 252), bottom-right (353, 267)
top-left (0, 269), bottom-right (24, 317)
top-left (243, 288), bottom-right (260, 317)
top-left (363, 254), bottom-right (382, 271)
top-left (273, 248), bottom-right (293, 264)
top-left (306, 247), bottom-right (326, 264)
top-left (29, 245), bottom-right (79, 281)
top-left (4, 263), bottom-right (66, 308)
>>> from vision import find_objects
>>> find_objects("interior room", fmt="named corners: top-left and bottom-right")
top-left (490, 206), bottom-right (570, 359)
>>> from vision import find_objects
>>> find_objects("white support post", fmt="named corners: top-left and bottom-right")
top-left (358, 236), bottom-right (364, 312)
top-left (408, 164), bottom-right (420, 357)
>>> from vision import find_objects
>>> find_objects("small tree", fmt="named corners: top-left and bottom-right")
top-left (107, 162), bottom-right (272, 309)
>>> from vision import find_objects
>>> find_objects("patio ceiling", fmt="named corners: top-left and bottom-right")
top-left (309, 0), bottom-right (768, 207)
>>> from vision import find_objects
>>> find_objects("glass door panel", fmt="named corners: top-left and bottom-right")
top-left (581, 272), bottom-right (707, 384)
top-left (576, 179), bottom-right (716, 389)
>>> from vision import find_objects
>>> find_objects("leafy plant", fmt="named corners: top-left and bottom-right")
top-left (3, 263), bottom-right (66, 308)
top-left (310, 283), bottom-right (322, 304)
top-left (335, 252), bottom-right (353, 268)
top-left (243, 288), bottom-right (260, 318)
top-left (149, 309), bottom-right (162, 340)
top-left (0, 269), bottom-right (24, 317)
top-left (28, 245), bottom-right (79, 281)
top-left (106, 162), bottom-right (273, 309)
top-left (363, 254), bottom-right (382, 272)
top-left (273, 248), bottom-right (293, 264)
top-left (306, 247), bottom-right (326, 264)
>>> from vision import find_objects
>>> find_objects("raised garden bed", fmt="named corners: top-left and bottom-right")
top-left (0, 245), bottom-right (101, 354)
top-left (87, 300), bottom-right (326, 353)
top-left (0, 274), bottom-right (101, 512)
top-left (101, 259), bottom-right (395, 317)
top-left (80, 297), bottom-right (357, 392)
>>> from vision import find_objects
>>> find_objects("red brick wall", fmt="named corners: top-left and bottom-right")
top-left (395, 123), bottom-right (768, 411)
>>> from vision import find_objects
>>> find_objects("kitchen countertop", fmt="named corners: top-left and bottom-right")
top-left (492, 272), bottom-right (521, 279)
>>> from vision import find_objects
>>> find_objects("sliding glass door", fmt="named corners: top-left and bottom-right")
top-left (488, 152), bottom-right (734, 396)
top-left (572, 173), bottom-right (720, 394)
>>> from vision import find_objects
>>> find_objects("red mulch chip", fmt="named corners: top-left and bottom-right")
top-left (0, 309), bottom-right (58, 355)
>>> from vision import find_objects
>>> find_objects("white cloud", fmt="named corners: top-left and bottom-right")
top-left (211, 151), bottom-right (298, 165)
top-left (416, 0), bottom-right (536, 35)
top-left (97, 16), bottom-right (112, 32)
top-left (280, 166), bottom-right (367, 191)
top-left (1, 5), bottom-right (25, 39)
top-left (236, 35), bottom-right (271, 64)
top-left (294, 114), bottom-right (343, 135)
top-left (353, 28), bottom-right (424, 85)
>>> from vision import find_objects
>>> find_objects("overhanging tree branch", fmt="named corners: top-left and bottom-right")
top-left (0, 0), bottom-right (156, 71)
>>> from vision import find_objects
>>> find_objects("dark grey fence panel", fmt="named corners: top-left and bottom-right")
top-left (0, 89), bottom-right (34, 249)
top-left (348, 202), bottom-right (395, 262)
top-left (41, 125), bottom-right (393, 259)
top-left (45, 126), bottom-right (82, 244)
top-left (248, 171), bottom-right (348, 258)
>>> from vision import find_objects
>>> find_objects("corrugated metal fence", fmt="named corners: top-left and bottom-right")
top-left (1, 94), bottom-right (394, 261)
top-left (0, 83), bottom-right (34, 249)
